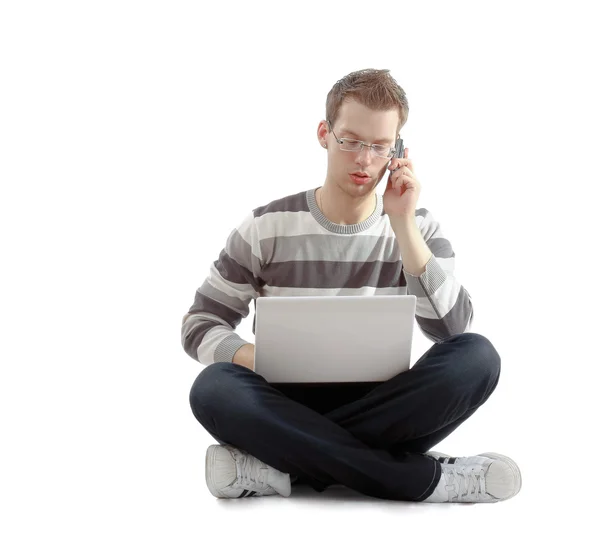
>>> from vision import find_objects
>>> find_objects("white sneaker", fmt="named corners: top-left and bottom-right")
top-left (423, 451), bottom-right (522, 503)
top-left (205, 444), bottom-right (292, 499)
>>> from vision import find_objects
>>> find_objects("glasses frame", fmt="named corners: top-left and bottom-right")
top-left (326, 120), bottom-right (397, 160)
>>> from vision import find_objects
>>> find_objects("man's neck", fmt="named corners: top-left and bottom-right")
top-left (317, 184), bottom-right (377, 225)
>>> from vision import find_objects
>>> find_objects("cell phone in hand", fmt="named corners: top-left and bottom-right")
top-left (382, 136), bottom-right (405, 186)
top-left (393, 137), bottom-right (404, 170)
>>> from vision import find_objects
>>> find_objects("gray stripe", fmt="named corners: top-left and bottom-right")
top-left (226, 226), bottom-right (263, 279)
top-left (254, 190), bottom-right (308, 217)
top-left (199, 279), bottom-right (252, 318)
top-left (260, 233), bottom-right (453, 268)
top-left (261, 259), bottom-right (406, 289)
top-left (187, 290), bottom-right (245, 329)
top-left (181, 315), bottom-right (215, 360)
top-left (214, 247), bottom-right (264, 293)
top-left (418, 285), bottom-right (473, 340)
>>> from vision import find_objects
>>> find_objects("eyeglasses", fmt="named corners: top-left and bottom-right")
top-left (326, 120), bottom-right (397, 160)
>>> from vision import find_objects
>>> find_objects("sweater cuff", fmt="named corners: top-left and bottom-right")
top-left (403, 254), bottom-right (447, 296)
top-left (214, 334), bottom-right (250, 364)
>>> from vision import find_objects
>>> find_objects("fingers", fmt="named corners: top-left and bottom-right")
top-left (389, 165), bottom-right (410, 179)
top-left (390, 173), bottom-right (404, 191)
top-left (390, 168), bottom-right (414, 191)
top-left (388, 158), bottom-right (408, 170)
top-left (388, 148), bottom-right (411, 171)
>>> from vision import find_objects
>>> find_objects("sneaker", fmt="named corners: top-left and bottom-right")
top-left (205, 444), bottom-right (292, 499)
top-left (423, 451), bottom-right (522, 503)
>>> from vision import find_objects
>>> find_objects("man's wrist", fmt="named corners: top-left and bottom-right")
top-left (232, 343), bottom-right (255, 369)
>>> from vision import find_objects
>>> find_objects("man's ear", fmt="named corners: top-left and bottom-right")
top-left (317, 120), bottom-right (329, 146)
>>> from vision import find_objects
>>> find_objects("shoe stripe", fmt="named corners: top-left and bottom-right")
top-left (247, 491), bottom-right (256, 497)
top-left (239, 490), bottom-right (250, 498)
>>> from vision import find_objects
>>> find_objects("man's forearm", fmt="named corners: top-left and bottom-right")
top-left (232, 343), bottom-right (255, 370)
top-left (390, 216), bottom-right (432, 276)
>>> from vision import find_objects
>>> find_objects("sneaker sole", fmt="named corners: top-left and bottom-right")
top-left (480, 451), bottom-right (522, 500)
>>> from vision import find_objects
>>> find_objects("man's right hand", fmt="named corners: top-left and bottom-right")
top-left (232, 343), bottom-right (255, 370)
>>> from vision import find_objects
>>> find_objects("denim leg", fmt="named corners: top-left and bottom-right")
top-left (322, 333), bottom-right (501, 458)
top-left (189, 361), bottom-right (439, 501)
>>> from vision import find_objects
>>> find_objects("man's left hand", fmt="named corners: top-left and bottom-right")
top-left (383, 147), bottom-right (420, 219)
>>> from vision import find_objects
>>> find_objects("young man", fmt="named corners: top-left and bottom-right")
top-left (182, 68), bottom-right (521, 503)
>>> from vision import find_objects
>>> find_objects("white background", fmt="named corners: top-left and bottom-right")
top-left (1, 1), bottom-right (598, 532)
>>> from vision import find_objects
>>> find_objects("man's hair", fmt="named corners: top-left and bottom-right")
top-left (325, 68), bottom-right (409, 137)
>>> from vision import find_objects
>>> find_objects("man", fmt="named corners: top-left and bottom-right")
top-left (182, 68), bottom-right (521, 503)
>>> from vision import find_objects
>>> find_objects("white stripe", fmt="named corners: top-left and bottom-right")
top-left (260, 285), bottom-right (408, 296)
top-left (206, 264), bottom-right (260, 301)
top-left (415, 276), bottom-right (462, 319)
top-left (253, 211), bottom-right (418, 239)
top-left (233, 212), bottom-right (262, 261)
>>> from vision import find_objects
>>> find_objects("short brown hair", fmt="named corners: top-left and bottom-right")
top-left (325, 68), bottom-right (409, 137)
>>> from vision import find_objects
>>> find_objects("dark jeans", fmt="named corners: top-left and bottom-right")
top-left (189, 332), bottom-right (501, 501)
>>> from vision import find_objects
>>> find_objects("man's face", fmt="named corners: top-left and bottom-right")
top-left (321, 98), bottom-right (400, 199)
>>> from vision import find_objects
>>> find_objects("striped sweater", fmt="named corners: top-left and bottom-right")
top-left (181, 187), bottom-right (474, 366)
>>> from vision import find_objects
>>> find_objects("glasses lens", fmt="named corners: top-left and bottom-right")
top-left (339, 139), bottom-right (362, 151)
top-left (372, 144), bottom-right (391, 158)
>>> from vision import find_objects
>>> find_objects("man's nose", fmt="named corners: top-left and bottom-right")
top-left (356, 146), bottom-right (374, 166)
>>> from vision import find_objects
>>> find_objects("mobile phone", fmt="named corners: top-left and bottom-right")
top-left (393, 137), bottom-right (404, 168)
top-left (383, 137), bottom-right (405, 184)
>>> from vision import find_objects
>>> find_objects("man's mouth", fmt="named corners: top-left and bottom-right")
top-left (350, 173), bottom-right (370, 184)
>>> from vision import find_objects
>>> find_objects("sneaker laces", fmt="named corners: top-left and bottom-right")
top-left (233, 451), bottom-right (271, 492)
top-left (443, 463), bottom-right (487, 501)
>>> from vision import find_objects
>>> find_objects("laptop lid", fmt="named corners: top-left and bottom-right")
top-left (254, 295), bottom-right (416, 383)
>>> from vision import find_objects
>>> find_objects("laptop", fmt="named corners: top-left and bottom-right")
top-left (254, 295), bottom-right (417, 383)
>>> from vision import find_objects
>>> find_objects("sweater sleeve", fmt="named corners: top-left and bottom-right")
top-left (402, 208), bottom-right (475, 343)
top-left (181, 211), bottom-right (264, 365)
